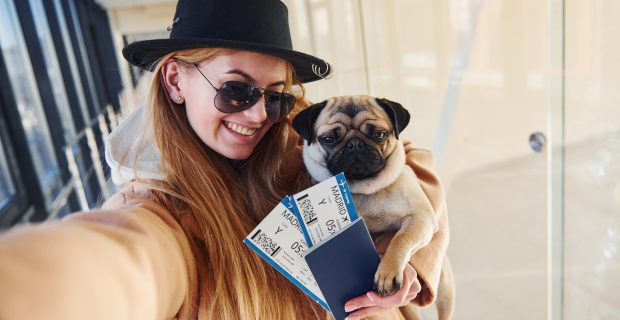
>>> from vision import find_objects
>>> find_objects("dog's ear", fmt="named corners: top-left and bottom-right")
top-left (292, 100), bottom-right (328, 145)
top-left (375, 98), bottom-right (411, 139)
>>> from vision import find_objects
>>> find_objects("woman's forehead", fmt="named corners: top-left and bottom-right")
top-left (206, 51), bottom-right (286, 72)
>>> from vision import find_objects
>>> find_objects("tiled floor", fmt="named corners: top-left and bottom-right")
top-left (562, 137), bottom-right (620, 320)
top-left (423, 140), bottom-right (620, 319)
top-left (441, 156), bottom-right (547, 320)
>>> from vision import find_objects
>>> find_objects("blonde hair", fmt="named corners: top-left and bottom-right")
top-left (141, 48), bottom-right (324, 319)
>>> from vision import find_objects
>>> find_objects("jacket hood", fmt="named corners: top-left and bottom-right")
top-left (105, 107), bottom-right (167, 185)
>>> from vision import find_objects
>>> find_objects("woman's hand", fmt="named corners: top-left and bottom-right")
top-left (343, 262), bottom-right (421, 320)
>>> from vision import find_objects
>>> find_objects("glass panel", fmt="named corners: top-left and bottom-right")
top-left (564, 0), bottom-right (620, 317)
top-left (360, 0), bottom-right (449, 148)
top-left (53, 0), bottom-right (90, 125)
top-left (363, 2), bottom-right (549, 318)
top-left (0, 140), bottom-right (15, 210)
top-left (289, 1), bottom-right (552, 318)
top-left (0, 0), bottom-right (62, 208)
top-left (65, 0), bottom-right (101, 115)
top-left (286, 0), bottom-right (368, 100)
top-left (28, 0), bottom-right (77, 139)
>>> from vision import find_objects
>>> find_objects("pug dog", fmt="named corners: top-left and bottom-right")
top-left (292, 95), bottom-right (454, 318)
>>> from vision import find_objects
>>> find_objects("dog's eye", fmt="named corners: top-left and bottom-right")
top-left (373, 131), bottom-right (388, 140)
top-left (319, 136), bottom-right (337, 144)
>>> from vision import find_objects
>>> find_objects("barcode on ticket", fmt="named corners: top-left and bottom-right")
top-left (250, 229), bottom-right (281, 257)
top-left (296, 194), bottom-right (318, 226)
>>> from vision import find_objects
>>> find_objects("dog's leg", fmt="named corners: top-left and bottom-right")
top-left (374, 214), bottom-right (435, 296)
top-left (436, 256), bottom-right (455, 320)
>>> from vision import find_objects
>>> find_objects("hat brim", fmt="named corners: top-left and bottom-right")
top-left (123, 38), bottom-right (332, 83)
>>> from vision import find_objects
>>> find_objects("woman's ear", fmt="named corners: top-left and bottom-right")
top-left (161, 59), bottom-right (185, 104)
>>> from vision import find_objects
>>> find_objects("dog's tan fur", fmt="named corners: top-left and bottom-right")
top-left (293, 95), bottom-right (454, 320)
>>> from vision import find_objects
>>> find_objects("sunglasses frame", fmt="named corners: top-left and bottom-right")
top-left (192, 64), bottom-right (296, 123)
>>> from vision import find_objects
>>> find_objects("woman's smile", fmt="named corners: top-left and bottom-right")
top-left (223, 120), bottom-right (260, 137)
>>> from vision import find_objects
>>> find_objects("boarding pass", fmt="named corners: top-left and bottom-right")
top-left (290, 173), bottom-right (359, 247)
top-left (243, 197), bottom-right (330, 312)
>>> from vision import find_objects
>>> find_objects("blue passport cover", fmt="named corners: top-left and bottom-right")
top-left (304, 218), bottom-right (380, 320)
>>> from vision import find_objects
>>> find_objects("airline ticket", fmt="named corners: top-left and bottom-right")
top-left (243, 197), bottom-right (330, 312)
top-left (290, 173), bottom-right (359, 247)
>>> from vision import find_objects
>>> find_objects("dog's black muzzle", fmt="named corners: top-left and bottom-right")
top-left (327, 138), bottom-right (385, 179)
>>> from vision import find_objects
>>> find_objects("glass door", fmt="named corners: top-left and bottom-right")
top-left (286, 0), bottom-right (620, 318)
top-left (562, 0), bottom-right (620, 318)
top-left (423, 1), bottom-right (552, 318)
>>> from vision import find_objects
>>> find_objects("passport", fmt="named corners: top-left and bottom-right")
top-left (304, 218), bottom-right (380, 320)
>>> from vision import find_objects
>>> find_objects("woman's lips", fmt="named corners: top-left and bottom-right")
top-left (224, 121), bottom-right (259, 136)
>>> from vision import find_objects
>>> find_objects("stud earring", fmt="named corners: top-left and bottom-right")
top-left (174, 95), bottom-right (182, 102)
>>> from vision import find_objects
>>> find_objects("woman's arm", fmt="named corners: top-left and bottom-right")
top-left (0, 185), bottom-right (195, 320)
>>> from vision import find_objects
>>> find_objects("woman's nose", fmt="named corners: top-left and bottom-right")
top-left (241, 95), bottom-right (268, 123)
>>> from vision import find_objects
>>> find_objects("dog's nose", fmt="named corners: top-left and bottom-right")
top-left (346, 139), bottom-right (365, 150)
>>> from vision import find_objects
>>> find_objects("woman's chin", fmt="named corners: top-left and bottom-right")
top-left (224, 152), bottom-right (251, 160)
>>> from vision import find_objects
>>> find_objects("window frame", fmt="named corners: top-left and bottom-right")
top-left (0, 59), bottom-right (40, 228)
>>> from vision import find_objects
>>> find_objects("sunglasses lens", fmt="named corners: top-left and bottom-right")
top-left (214, 81), bottom-right (295, 122)
top-left (265, 93), bottom-right (296, 123)
top-left (216, 81), bottom-right (261, 112)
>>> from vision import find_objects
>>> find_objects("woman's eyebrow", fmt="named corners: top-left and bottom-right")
top-left (225, 69), bottom-right (286, 87)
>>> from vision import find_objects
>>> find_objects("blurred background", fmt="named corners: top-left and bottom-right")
top-left (0, 0), bottom-right (618, 319)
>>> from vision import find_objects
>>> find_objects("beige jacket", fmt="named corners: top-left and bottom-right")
top-left (0, 108), bottom-right (449, 319)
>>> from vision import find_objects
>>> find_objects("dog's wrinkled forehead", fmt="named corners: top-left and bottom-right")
top-left (316, 95), bottom-right (392, 130)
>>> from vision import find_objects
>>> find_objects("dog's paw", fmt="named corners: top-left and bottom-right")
top-left (373, 262), bottom-right (404, 296)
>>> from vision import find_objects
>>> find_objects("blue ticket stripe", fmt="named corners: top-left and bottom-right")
top-left (285, 196), bottom-right (314, 247)
top-left (243, 239), bottom-right (330, 312)
top-left (336, 173), bottom-right (359, 221)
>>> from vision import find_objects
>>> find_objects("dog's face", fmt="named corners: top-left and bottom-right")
top-left (292, 95), bottom-right (410, 183)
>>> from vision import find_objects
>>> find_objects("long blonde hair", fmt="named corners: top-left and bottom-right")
top-left (142, 48), bottom-right (323, 319)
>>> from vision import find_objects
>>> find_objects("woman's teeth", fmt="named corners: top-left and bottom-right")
top-left (225, 122), bottom-right (257, 136)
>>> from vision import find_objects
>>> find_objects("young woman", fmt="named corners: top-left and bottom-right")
top-left (0, 0), bottom-right (449, 319)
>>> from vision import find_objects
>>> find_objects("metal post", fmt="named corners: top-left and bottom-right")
top-left (64, 146), bottom-right (89, 211)
top-left (85, 128), bottom-right (107, 199)
top-left (547, 0), bottom-right (565, 318)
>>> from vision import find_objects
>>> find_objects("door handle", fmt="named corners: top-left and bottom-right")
top-left (529, 132), bottom-right (547, 152)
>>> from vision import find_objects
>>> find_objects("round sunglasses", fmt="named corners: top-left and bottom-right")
top-left (193, 64), bottom-right (296, 123)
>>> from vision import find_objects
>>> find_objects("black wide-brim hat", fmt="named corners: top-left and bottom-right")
top-left (123, 0), bottom-right (333, 83)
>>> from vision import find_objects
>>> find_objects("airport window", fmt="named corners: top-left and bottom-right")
top-left (28, 0), bottom-right (77, 139)
top-left (51, 0), bottom-right (91, 127)
top-left (64, 0), bottom-right (102, 116)
top-left (0, 0), bottom-right (63, 209)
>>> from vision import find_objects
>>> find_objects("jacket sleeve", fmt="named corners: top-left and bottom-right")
top-left (373, 141), bottom-right (450, 307)
top-left (0, 186), bottom-right (195, 320)
top-left (403, 141), bottom-right (450, 306)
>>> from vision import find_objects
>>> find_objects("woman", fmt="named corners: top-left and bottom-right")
top-left (0, 0), bottom-right (449, 319)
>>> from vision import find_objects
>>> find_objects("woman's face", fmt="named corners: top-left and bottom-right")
top-left (165, 51), bottom-right (288, 160)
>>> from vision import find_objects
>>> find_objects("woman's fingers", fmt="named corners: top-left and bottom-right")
top-left (344, 291), bottom-right (376, 312)
top-left (346, 305), bottom-right (391, 320)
